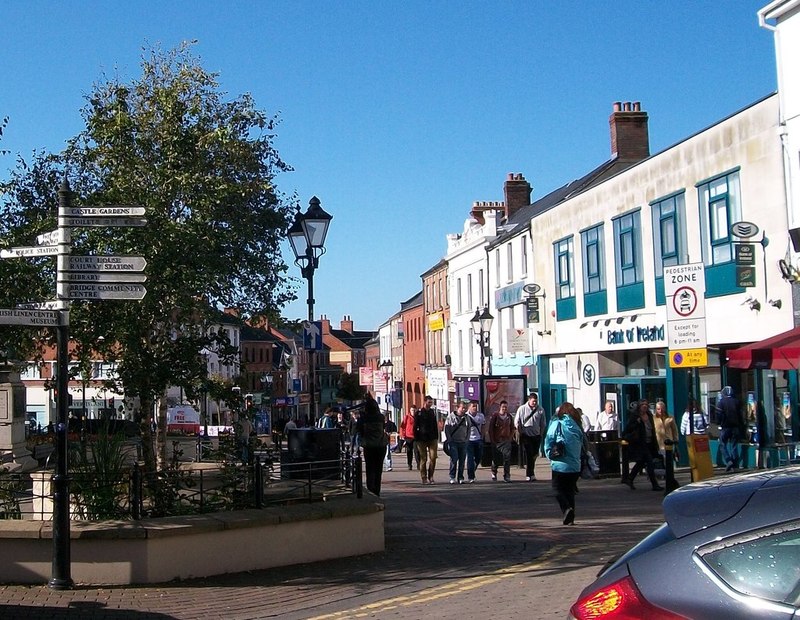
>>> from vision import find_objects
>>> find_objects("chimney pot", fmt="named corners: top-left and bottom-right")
top-left (613, 101), bottom-right (622, 112)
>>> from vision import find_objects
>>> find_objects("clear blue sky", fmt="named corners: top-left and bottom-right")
top-left (1, 1), bottom-right (777, 331)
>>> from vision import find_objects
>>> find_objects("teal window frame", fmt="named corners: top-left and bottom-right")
top-left (613, 210), bottom-right (643, 286)
top-left (651, 191), bottom-right (687, 305)
top-left (697, 169), bottom-right (741, 267)
top-left (581, 224), bottom-right (605, 294)
top-left (554, 236), bottom-right (575, 301)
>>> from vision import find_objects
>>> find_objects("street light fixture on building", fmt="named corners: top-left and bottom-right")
top-left (288, 196), bottom-right (332, 424)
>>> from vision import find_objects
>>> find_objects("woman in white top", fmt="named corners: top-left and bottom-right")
top-left (680, 399), bottom-right (708, 435)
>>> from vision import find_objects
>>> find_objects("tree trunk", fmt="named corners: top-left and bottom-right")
top-left (137, 395), bottom-right (156, 474)
top-left (156, 394), bottom-right (168, 470)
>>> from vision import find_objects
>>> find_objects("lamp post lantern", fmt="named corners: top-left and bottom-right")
top-left (470, 306), bottom-right (494, 376)
top-left (379, 359), bottom-right (393, 418)
top-left (289, 196), bottom-right (332, 424)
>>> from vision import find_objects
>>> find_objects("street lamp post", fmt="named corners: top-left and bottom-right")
top-left (380, 359), bottom-right (393, 419)
top-left (470, 306), bottom-right (494, 377)
top-left (288, 196), bottom-right (332, 425)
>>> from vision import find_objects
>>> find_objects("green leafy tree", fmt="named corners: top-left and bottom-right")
top-left (336, 371), bottom-right (367, 402)
top-left (0, 44), bottom-right (297, 472)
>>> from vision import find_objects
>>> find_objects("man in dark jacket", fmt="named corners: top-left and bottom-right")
top-left (623, 400), bottom-right (663, 491)
top-left (357, 392), bottom-right (387, 496)
top-left (413, 395), bottom-right (439, 485)
top-left (715, 386), bottom-right (742, 472)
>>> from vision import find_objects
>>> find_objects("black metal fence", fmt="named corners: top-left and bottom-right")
top-left (0, 448), bottom-right (363, 521)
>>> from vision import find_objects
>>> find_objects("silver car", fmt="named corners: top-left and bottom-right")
top-left (569, 466), bottom-right (800, 619)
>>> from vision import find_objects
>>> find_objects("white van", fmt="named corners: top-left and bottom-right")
top-left (166, 406), bottom-right (201, 434)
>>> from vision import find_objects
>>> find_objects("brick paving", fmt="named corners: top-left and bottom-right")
top-left (0, 452), bottom-right (691, 619)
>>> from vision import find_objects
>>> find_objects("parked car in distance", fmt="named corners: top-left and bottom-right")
top-left (569, 466), bottom-right (800, 619)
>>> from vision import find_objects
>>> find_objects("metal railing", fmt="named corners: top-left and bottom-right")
top-left (0, 448), bottom-right (364, 521)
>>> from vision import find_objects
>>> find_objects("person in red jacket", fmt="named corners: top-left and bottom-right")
top-left (400, 406), bottom-right (418, 471)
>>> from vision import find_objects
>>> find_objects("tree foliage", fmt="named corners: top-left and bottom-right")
top-left (336, 371), bottom-right (366, 402)
top-left (0, 44), bottom-right (297, 469)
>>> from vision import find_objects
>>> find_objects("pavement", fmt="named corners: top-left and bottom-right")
top-left (0, 450), bottom-right (695, 619)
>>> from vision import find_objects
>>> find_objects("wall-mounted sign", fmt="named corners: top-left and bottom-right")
top-left (526, 297), bottom-right (540, 323)
top-left (736, 265), bottom-right (756, 288)
top-left (730, 221), bottom-right (760, 239)
top-left (495, 282), bottom-right (525, 309)
top-left (428, 312), bottom-right (444, 331)
top-left (523, 283), bottom-right (541, 295)
top-left (735, 243), bottom-right (756, 266)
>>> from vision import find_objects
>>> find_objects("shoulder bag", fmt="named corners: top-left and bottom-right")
top-left (549, 421), bottom-right (566, 459)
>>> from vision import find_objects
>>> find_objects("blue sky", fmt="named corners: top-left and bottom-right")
top-left (1, 1), bottom-right (777, 331)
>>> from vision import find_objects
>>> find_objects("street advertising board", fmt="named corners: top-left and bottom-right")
top-left (359, 367), bottom-right (374, 386)
top-left (664, 263), bottom-right (707, 368)
top-left (481, 375), bottom-right (526, 418)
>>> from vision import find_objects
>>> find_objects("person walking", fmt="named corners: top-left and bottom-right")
top-left (444, 401), bottom-right (471, 484)
top-left (514, 391), bottom-right (546, 482)
top-left (680, 397), bottom-right (709, 436)
top-left (715, 386), bottom-right (743, 472)
top-left (414, 395), bottom-right (439, 485)
top-left (544, 401), bottom-right (583, 525)
top-left (653, 400), bottom-right (679, 462)
top-left (384, 416), bottom-right (397, 471)
top-left (317, 407), bottom-right (336, 429)
top-left (623, 400), bottom-right (663, 491)
top-left (400, 406), bottom-right (418, 471)
top-left (465, 400), bottom-right (485, 483)
top-left (357, 392), bottom-right (387, 497)
top-left (487, 400), bottom-right (515, 482)
top-left (348, 410), bottom-right (361, 454)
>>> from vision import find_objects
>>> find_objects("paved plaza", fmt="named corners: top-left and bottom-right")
top-left (0, 452), bottom-right (692, 619)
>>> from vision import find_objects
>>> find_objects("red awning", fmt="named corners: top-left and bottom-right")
top-left (726, 325), bottom-right (800, 370)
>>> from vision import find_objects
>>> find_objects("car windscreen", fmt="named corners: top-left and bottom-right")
top-left (699, 519), bottom-right (800, 605)
top-left (598, 522), bottom-right (675, 578)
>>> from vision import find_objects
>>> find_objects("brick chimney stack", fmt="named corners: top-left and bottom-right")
top-left (340, 315), bottom-right (353, 333)
top-left (503, 173), bottom-right (532, 219)
top-left (609, 101), bottom-right (649, 161)
top-left (320, 315), bottom-right (331, 335)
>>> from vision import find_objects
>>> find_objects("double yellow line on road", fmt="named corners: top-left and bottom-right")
top-left (307, 545), bottom-right (584, 619)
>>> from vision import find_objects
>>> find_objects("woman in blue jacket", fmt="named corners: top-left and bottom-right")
top-left (544, 402), bottom-right (584, 525)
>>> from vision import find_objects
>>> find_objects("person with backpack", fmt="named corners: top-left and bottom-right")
top-left (413, 395), bottom-right (439, 485)
top-left (487, 400), bottom-right (516, 482)
top-left (444, 400), bottom-right (472, 484)
top-left (357, 391), bottom-right (388, 496)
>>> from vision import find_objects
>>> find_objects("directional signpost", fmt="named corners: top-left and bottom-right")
top-left (0, 309), bottom-right (60, 326)
top-left (0, 246), bottom-right (59, 258)
top-left (59, 272), bottom-right (147, 283)
top-left (0, 181), bottom-right (151, 590)
top-left (67, 283), bottom-right (147, 300)
top-left (59, 216), bottom-right (147, 228)
top-left (66, 255), bottom-right (147, 272)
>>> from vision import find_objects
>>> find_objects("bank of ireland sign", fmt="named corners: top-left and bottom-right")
top-left (664, 263), bottom-right (707, 367)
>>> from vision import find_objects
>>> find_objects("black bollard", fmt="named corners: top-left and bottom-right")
top-left (620, 440), bottom-right (630, 484)
top-left (664, 441), bottom-right (680, 495)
